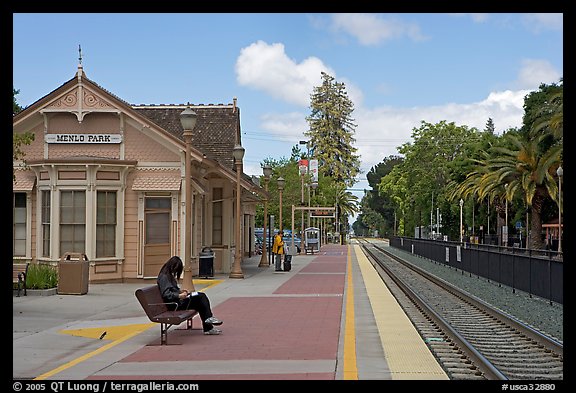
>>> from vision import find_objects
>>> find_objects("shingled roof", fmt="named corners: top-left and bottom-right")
top-left (133, 104), bottom-right (240, 171)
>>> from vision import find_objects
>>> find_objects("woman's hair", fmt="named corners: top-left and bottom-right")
top-left (159, 256), bottom-right (184, 280)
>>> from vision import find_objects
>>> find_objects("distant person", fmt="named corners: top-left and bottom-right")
top-left (157, 256), bottom-right (223, 335)
top-left (272, 230), bottom-right (285, 271)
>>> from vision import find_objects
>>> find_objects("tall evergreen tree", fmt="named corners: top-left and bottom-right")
top-left (305, 72), bottom-right (361, 188)
top-left (485, 118), bottom-right (495, 134)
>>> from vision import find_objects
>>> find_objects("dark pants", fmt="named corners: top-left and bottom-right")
top-left (179, 292), bottom-right (215, 332)
top-left (275, 253), bottom-right (283, 270)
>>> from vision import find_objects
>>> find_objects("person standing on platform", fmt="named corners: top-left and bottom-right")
top-left (272, 230), bottom-right (285, 271)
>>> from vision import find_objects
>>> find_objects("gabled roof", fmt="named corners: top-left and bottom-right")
top-left (133, 104), bottom-right (240, 171)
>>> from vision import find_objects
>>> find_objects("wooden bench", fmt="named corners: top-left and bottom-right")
top-left (13, 263), bottom-right (29, 297)
top-left (135, 285), bottom-right (198, 345)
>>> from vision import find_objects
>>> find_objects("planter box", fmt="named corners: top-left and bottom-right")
top-left (13, 288), bottom-right (57, 297)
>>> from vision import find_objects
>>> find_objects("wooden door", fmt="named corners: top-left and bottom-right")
top-left (143, 197), bottom-right (171, 277)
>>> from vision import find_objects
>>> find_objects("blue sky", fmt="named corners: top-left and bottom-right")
top-left (13, 13), bottom-right (563, 215)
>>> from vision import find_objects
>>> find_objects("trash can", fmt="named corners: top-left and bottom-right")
top-left (199, 247), bottom-right (214, 278)
top-left (57, 252), bottom-right (89, 295)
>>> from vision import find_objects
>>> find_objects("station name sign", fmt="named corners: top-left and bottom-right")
top-left (45, 134), bottom-right (122, 144)
top-left (310, 209), bottom-right (335, 218)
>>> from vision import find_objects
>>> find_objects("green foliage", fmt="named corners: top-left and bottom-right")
top-left (13, 87), bottom-right (35, 179)
top-left (13, 88), bottom-right (23, 114)
top-left (26, 263), bottom-right (58, 290)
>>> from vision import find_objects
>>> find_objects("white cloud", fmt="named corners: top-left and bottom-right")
top-left (330, 13), bottom-right (428, 45)
top-left (352, 89), bottom-right (529, 177)
top-left (260, 112), bottom-right (309, 138)
top-left (235, 40), bottom-right (364, 109)
top-left (235, 40), bottom-right (335, 107)
top-left (513, 59), bottom-right (562, 90)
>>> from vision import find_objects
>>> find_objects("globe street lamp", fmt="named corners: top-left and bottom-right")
top-left (258, 165), bottom-right (273, 267)
top-left (180, 106), bottom-right (197, 289)
top-left (557, 166), bottom-right (563, 254)
top-left (230, 144), bottom-right (245, 279)
top-left (459, 198), bottom-right (464, 243)
top-left (277, 177), bottom-right (285, 232)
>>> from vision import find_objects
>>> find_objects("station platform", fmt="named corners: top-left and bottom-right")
top-left (13, 242), bottom-right (448, 381)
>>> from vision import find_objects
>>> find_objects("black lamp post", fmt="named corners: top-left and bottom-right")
top-left (230, 144), bottom-right (245, 279)
top-left (180, 107), bottom-right (197, 286)
top-left (258, 165), bottom-right (272, 267)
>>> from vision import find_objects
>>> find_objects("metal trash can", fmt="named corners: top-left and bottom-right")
top-left (57, 252), bottom-right (89, 295)
top-left (199, 247), bottom-right (214, 278)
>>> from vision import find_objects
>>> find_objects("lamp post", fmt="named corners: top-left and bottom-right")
top-left (180, 107), bottom-right (197, 288)
top-left (310, 181), bottom-right (318, 227)
top-left (459, 198), bottom-right (464, 243)
top-left (300, 164), bottom-right (306, 239)
top-left (258, 165), bottom-right (273, 267)
top-left (557, 166), bottom-right (563, 254)
top-left (230, 144), bottom-right (245, 279)
top-left (299, 140), bottom-right (309, 237)
top-left (277, 177), bottom-right (285, 232)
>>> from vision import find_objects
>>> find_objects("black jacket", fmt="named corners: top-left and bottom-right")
top-left (157, 274), bottom-right (181, 307)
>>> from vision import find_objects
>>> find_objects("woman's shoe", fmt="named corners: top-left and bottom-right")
top-left (204, 328), bottom-right (222, 335)
top-left (204, 316), bottom-right (223, 326)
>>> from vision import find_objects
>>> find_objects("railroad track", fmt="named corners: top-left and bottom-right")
top-left (356, 238), bottom-right (563, 380)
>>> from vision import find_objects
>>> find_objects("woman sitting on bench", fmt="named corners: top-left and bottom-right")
top-left (157, 256), bottom-right (223, 335)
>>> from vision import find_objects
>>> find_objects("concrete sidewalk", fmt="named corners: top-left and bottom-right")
top-left (13, 253), bottom-right (270, 380)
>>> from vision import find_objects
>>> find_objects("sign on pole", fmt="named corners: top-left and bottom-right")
top-left (310, 209), bottom-right (335, 218)
top-left (298, 159), bottom-right (308, 175)
top-left (310, 159), bottom-right (318, 182)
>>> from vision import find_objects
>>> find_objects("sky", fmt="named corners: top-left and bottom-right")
top-left (12, 13), bottom-right (563, 221)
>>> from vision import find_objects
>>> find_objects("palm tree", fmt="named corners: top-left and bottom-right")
top-left (447, 151), bottom-right (508, 244)
top-left (530, 90), bottom-right (563, 141)
top-left (333, 183), bottom-right (359, 243)
top-left (486, 132), bottom-right (562, 250)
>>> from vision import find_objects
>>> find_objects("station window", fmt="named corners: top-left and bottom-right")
top-left (60, 190), bottom-right (86, 254)
top-left (13, 193), bottom-right (26, 256)
top-left (96, 191), bottom-right (117, 257)
top-left (145, 197), bottom-right (170, 244)
top-left (212, 187), bottom-right (223, 245)
top-left (41, 190), bottom-right (51, 257)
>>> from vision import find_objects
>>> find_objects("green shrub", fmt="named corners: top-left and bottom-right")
top-left (26, 263), bottom-right (58, 289)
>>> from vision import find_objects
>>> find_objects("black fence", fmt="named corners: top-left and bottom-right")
top-left (389, 236), bottom-right (563, 305)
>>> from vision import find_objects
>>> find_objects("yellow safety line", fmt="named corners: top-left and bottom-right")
top-left (34, 279), bottom-right (223, 380)
top-left (343, 245), bottom-right (358, 380)
top-left (34, 328), bottom-right (149, 380)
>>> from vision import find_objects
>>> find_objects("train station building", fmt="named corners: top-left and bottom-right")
top-left (13, 62), bottom-right (265, 283)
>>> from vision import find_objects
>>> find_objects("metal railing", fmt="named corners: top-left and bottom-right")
top-left (389, 236), bottom-right (563, 305)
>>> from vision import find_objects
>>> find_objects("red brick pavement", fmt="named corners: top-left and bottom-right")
top-left (94, 246), bottom-right (349, 380)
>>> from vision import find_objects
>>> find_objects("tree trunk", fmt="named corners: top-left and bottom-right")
top-left (529, 188), bottom-right (547, 250)
top-left (494, 199), bottom-right (507, 246)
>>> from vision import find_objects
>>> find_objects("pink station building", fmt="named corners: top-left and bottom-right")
top-left (13, 63), bottom-right (265, 283)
